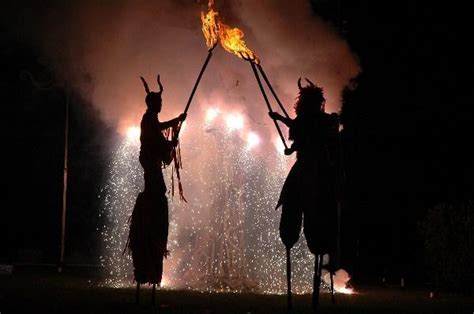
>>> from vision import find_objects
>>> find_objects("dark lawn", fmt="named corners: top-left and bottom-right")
top-left (1, 268), bottom-right (472, 314)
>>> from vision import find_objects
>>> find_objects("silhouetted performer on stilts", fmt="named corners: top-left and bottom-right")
top-left (125, 74), bottom-right (186, 305)
top-left (270, 78), bottom-right (340, 311)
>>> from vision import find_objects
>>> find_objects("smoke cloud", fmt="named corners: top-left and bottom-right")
top-left (2, 0), bottom-right (359, 142)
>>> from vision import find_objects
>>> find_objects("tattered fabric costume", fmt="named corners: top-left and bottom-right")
top-left (125, 75), bottom-right (184, 285)
top-left (277, 80), bottom-right (340, 271)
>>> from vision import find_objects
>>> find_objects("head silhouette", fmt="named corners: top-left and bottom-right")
top-left (140, 74), bottom-right (164, 114)
top-left (294, 78), bottom-right (325, 116)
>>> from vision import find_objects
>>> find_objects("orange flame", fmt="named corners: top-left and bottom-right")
top-left (218, 23), bottom-right (258, 62)
top-left (201, 1), bottom-right (219, 49)
top-left (201, 0), bottom-right (258, 62)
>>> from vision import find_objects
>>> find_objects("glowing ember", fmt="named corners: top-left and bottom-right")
top-left (225, 113), bottom-right (244, 130)
top-left (201, 0), bottom-right (259, 62)
top-left (126, 126), bottom-right (140, 142)
top-left (161, 276), bottom-right (170, 288)
top-left (246, 132), bottom-right (260, 149)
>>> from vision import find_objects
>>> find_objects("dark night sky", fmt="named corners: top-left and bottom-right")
top-left (1, 1), bottom-right (473, 285)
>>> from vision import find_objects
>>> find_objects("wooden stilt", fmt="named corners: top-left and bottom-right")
top-left (135, 283), bottom-right (140, 305)
top-left (330, 271), bottom-right (336, 304)
top-left (312, 254), bottom-right (324, 310)
top-left (286, 247), bottom-right (293, 311)
top-left (152, 283), bottom-right (156, 305)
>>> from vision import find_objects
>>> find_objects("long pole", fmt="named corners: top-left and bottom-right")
top-left (174, 44), bottom-right (217, 141)
top-left (58, 91), bottom-right (68, 273)
top-left (248, 61), bottom-right (288, 150)
top-left (184, 47), bottom-right (216, 114)
top-left (256, 63), bottom-right (289, 119)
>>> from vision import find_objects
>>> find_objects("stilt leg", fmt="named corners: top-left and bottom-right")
top-left (152, 283), bottom-right (156, 305)
top-left (330, 271), bottom-right (336, 304)
top-left (312, 254), bottom-right (323, 310)
top-left (286, 247), bottom-right (293, 311)
top-left (135, 283), bottom-right (140, 305)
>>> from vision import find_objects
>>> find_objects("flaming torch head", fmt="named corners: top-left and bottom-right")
top-left (218, 23), bottom-right (258, 63)
top-left (200, 0), bottom-right (258, 62)
top-left (201, 1), bottom-right (219, 50)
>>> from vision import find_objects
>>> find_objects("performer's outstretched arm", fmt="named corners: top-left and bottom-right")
top-left (159, 113), bottom-right (187, 130)
top-left (268, 112), bottom-right (293, 127)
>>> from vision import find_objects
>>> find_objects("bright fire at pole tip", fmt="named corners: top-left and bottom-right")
top-left (201, 1), bottom-right (219, 49)
top-left (201, 0), bottom-right (258, 62)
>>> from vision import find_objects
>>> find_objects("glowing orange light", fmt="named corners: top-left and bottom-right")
top-left (323, 268), bottom-right (355, 295)
top-left (337, 287), bottom-right (354, 294)
top-left (201, 0), bottom-right (219, 49)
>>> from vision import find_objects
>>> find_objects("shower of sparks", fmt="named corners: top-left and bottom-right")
top-left (100, 106), bottom-right (351, 294)
top-left (100, 137), bottom-right (141, 287)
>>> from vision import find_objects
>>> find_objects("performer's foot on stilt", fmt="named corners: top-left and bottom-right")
top-left (312, 254), bottom-right (323, 311)
top-left (286, 247), bottom-right (293, 312)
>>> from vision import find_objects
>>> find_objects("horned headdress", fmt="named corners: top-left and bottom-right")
top-left (140, 74), bottom-right (164, 107)
top-left (295, 77), bottom-right (325, 114)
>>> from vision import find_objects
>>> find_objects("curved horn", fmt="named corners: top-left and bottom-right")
top-left (305, 77), bottom-right (315, 87)
top-left (157, 74), bottom-right (163, 94)
top-left (140, 76), bottom-right (150, 94)
top-left (297, 77), bottom-right (302, 90)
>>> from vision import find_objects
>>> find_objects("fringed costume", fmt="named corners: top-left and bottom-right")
top-left (125, 75), bottom-right (186, 286)
top-left (277, 112), bottom-right (339, 260)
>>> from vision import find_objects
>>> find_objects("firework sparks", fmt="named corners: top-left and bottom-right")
top-left (101, 106), bottom-right (350, 295)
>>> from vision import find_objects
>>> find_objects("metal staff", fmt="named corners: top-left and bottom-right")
top-left (241, 53), bottom-right (288, 150)
top-left (256, 63), bottom-right (290, 119)
top-left (241, 53), bottom-right (293, 310)
top-left (174, 43), bottom-right (218, 141)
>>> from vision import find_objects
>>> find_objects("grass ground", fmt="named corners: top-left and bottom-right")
top-left (1, 268), bottom-right (473, 314)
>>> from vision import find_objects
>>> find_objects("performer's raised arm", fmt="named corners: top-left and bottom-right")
top-left (158, 113), bottom-right (186, 130)
top-left (268, 111), bottom-right (293, 127)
